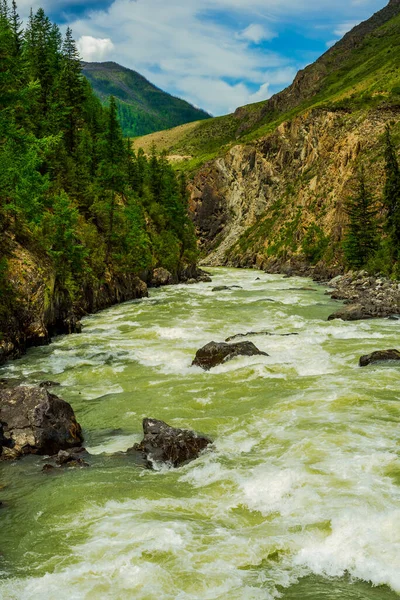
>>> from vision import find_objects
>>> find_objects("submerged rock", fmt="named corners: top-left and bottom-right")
top-left (55, 447), bottom-right (89, 468)
top-left (225, 331), bottom-right (298, 342)
top-left (212, 285), bottom-right (231, 292)
top-left (359, 349), bottom-right (400, 367)
top-left (212, 285), bottom-right (242, 292)
top-left (192, 341), bottom-right (268, 370)
top-left (131, 418), bottom-right (212, 468)
top-left (39, 381), bottom-right (61, 389)
top-left (0, 385), bottom-right (83, 459)
top-left (328, 304), bottom-right (374, 321)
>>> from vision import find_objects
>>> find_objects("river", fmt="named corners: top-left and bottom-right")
top-left (0, 268), bottom-right (399, 599)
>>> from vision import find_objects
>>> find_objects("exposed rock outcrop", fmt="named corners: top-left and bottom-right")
top-left (189, 108), bottom-right (399, 270)
top-left (131, 418), bottom-right (212, 468)
top-left (0, 239), bottom-right (149, 365)
top-left (192, 340), bottom-right (268, 370)
top-left (0, 385), bottom-right (83, 459)
top-left (359, 349), bottom-right (400, 367)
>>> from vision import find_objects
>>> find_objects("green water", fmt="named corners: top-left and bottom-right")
top-left (0, 268), bottom-right (399, 600)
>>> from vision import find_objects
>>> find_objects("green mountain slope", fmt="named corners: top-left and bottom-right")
top-left (82, 61), bottom-right (211, 137)
top-left (135, 0), bottom-right (400, 171)
top-left (145, 0), bottom-right (400, 277)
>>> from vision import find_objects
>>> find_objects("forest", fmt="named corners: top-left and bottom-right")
top-left (0, 2), bottom-right (197, 317)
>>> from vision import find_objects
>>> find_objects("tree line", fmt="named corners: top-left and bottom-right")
top-left (343, 125), bottom-right (400, 276)
top-left (0, 2), bottom-right (197, 312)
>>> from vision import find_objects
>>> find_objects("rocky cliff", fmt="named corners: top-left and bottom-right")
top-left (0, 235), bottom-right (149, 364)
top-left (190, 106), bottom-right (400, 269)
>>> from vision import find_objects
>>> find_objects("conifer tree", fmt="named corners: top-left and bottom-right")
top-left (343, 167), bottom-right (378, 268)
top-left (383, 124), bottom-right (400, 257)
top-left (58, 27), bottom-right (86, 152)
top-left (10, 0), bottom-right (22, 57)
top-left (101, 95), bottom-right (126, 260)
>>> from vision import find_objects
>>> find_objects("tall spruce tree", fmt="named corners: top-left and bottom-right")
top-left (383, 124), bottom-right (400, 258)
top-left (101, 95), bottom-right (126, 260)
top-left (58, 27), bottom-right (86, 152)
top-left (343, 167), bottom-right (378, 268)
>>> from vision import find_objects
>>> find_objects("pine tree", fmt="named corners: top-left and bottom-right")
top-left (383, 124), bottom-right (400, 257)
top-left (343, 167), bottom-right (378, 268)
top-left (10, 0), bottom-right (22, 57)
top-left (100, 96), bottom-right (126, 261)
top-left (58, 27), bottom-right (86, 152)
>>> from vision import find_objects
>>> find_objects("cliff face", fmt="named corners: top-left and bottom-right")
top-left (190, 107), bottom-right (400, 269)
top-left (0, 237), bottom-right (149, 364)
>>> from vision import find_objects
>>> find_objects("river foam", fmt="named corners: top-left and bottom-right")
top-left (0, 267), bottom-right (399, 599)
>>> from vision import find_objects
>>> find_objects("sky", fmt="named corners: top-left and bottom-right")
top-left (17, 0), bottom-right (388, 116)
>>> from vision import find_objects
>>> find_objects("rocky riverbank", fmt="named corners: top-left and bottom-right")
top-left (327, 271), bottom-right (400, 321)
top-left (0, 239), bottom-right (210, 366)
top-left (262, 259), bottom-right (400, 320)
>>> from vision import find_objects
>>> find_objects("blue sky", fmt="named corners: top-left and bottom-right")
top-left (17, 0), bottom-right (388, 115)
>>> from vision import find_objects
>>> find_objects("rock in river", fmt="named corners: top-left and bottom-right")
top-left (131, 418), bottom-right (212, 468)
top-left (328, 304), bottom-right (375, 322)
top-left (0, 385), bottom-right (83, 459)
top-left (359, 349), bottom-right (400, 367)
top-left (192, 341), bottom-right (268, 371)
top-left (151, 268), bottom-right (174, 287)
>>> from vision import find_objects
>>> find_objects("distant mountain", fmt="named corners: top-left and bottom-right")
top-left (82, 61), bottom-right (211, 137)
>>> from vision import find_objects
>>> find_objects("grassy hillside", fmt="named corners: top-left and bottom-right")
top-left (134, 1), bottom-right (400, 171)
top-left (82, 61), bottom-right (211, 137)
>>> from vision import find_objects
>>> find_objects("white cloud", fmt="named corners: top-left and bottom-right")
top-left (19, 0), bottom-right (386, 115)
top-left (77, 36), bottom-right (115, 62)
top-left (238, 23), bottom-right (276, 44)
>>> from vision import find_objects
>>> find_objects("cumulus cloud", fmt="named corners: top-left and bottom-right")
top-left (18, 0), bottom-right (386, 115)
top-left (77, 36), bottom-right (115, 61)
top-left (238, 24), bottom-right (276, 44)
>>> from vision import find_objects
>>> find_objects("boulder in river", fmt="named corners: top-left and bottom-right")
top-left (359, 349), bottom-right (400, 367)
top-left (0, 385), bottom-right (83, 459)
top-left (192, 341), bottom-right (268, 370)
top-left (212, 285), bottom-right (242, 292)
top-left (131, 418), bottom-right (212, 468)
top-left (327, 304), bottom-right (374, 322)
top-left (151, 268), bottom-right (174, 287)
top-left (39, 381), bottom-right (61, 389)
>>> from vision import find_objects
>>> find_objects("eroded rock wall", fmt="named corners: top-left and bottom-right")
top-left (189, 107), bottom-right (400, 268)
top-left (0, 238), bottom-right (148, 364)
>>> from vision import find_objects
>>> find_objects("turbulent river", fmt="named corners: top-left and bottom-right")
top-left (0, 268), bottom-right (400, 600)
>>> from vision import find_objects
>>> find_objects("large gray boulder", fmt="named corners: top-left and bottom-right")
top-left (151, 268), bottom-right (174, 287)
top-left (192, 341), bottom-right (268, 371)
top-left (131, 418), bottom-right (212, 468)
top-left (0, 386), bottom-right (83, 459)
top-left (359, 349), bottom-right (400, 367)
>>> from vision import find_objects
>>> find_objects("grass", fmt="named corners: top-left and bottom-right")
top-left (133, 12), bottom-right (400, 172)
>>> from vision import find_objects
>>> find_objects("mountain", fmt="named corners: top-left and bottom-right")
top-left (82, 61), bottom-right (211, 137)
top-left (135, 0), bottom-right (400, 273)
